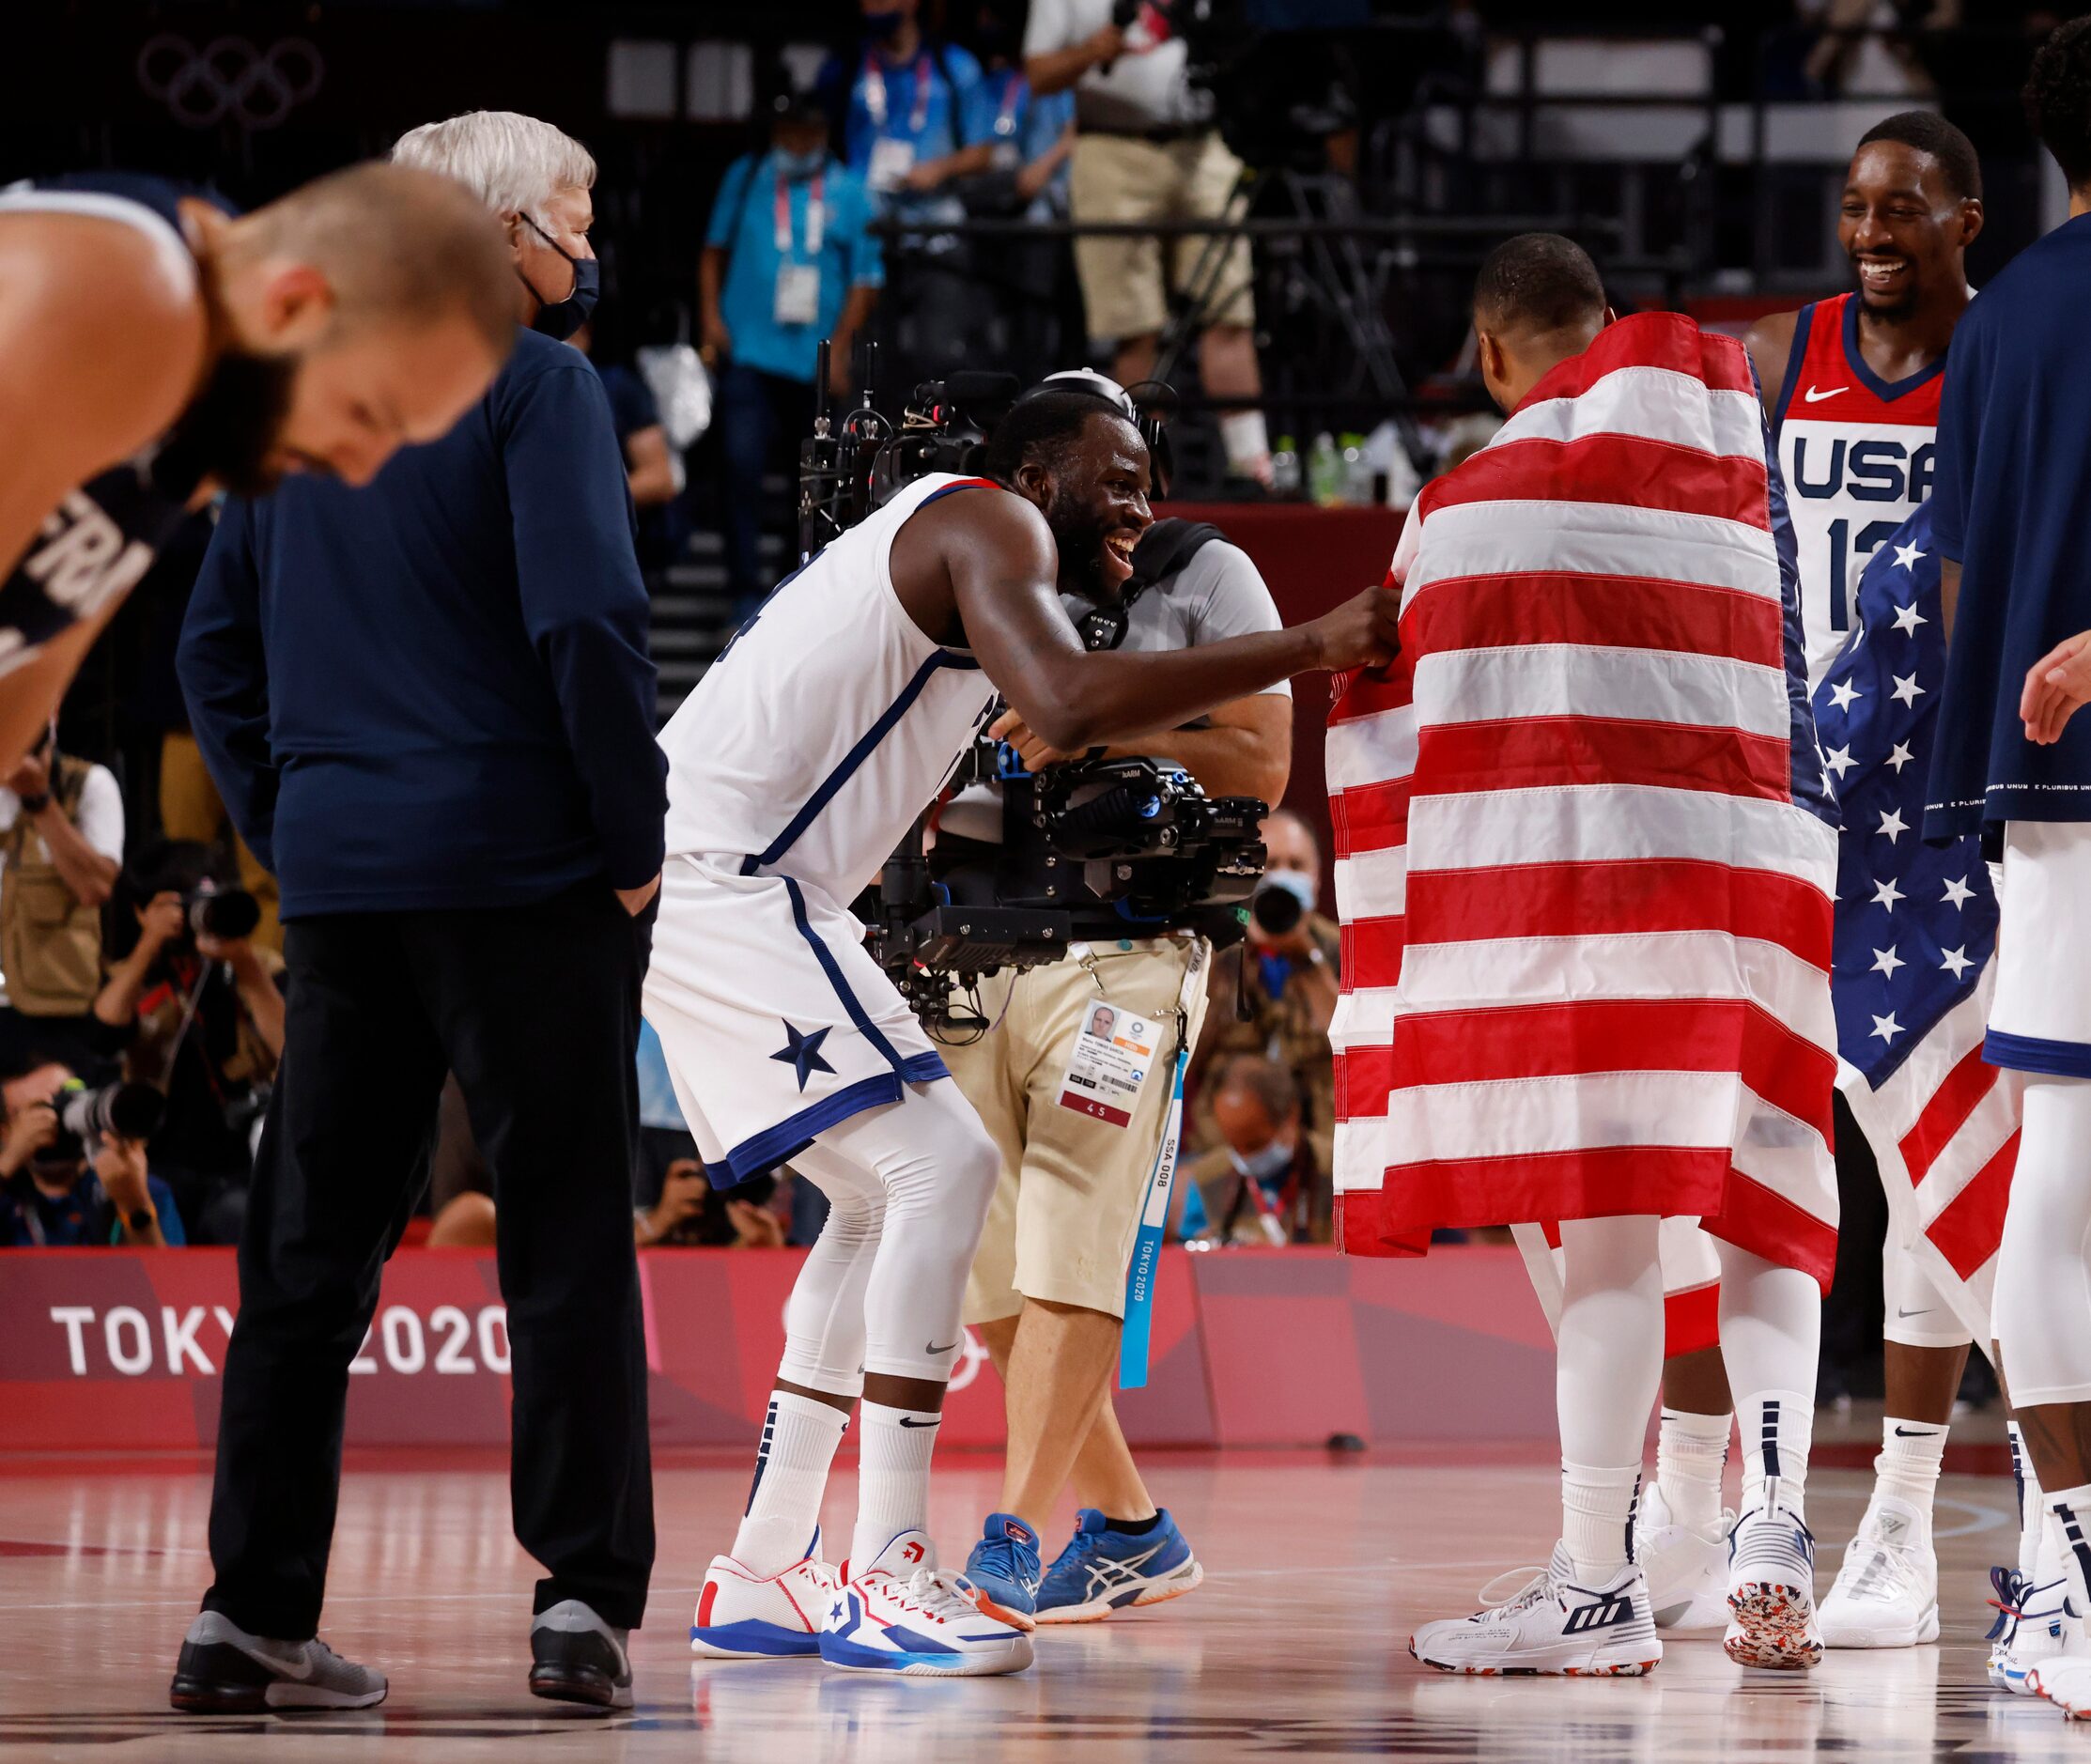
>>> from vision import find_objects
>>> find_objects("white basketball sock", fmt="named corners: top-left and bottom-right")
top-left (732, 1389), bottom-right (848, 1576)
top-left (2046, 1483), bottom-right (2091, 1619)
top-left (1873, 1416), bottom-right (1946, 1527)
top-left (1655, 1408), bottom-right (1730, 1531)
top-left (851, 1400), bottom-right (940, 1574)
top-left (2011, 1420), bottom-right (2045, 1582)
top-left (1562, 1461), bottom-right (1641, 1582)
top-left (1736, 1388), bottom-right (1813, 1514)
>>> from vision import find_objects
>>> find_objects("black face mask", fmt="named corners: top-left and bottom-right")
top-left (864, 8), bottom-right (907, 43)
top-left (151, 346), bottom-right (301, 500)
top-left (519, 214), bottom-right (601, 343)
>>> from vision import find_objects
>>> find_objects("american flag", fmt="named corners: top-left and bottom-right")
top-left (1328, 312), bottom-right (1841, 1286)
top-left (1815, 500), bottom-right (2019, 1329)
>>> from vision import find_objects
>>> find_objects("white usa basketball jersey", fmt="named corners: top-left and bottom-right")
top-left (1769, 291), bottom-right (1943, 689)
top-left (658, 472), bottom-right (1002, 900)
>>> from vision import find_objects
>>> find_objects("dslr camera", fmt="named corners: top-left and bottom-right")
top-left (34, 1079), bottom-right (165, 1170)
top-left (183, 879), bottom-right (261, 943)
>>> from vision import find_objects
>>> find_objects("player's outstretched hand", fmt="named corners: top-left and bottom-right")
top-left (1306, 585), bottom-right (1401, 673)
top-left (2021, 630), bottom-right (2091, 745)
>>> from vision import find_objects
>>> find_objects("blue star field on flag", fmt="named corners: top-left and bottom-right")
top-left (1812, 502), bottom-right (2000, 1088)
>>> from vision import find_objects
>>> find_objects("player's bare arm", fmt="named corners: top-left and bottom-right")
top-left (902, 490), bottom-right (1393, 751)
top-left (1742, 311), bottom-right (1800, 417)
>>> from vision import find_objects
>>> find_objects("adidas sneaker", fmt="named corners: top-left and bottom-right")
top-left (1633, 1483), bottom-right (1731, 1632)
top-left (169, 1610), bottom-right (386, 1712)
top-left (1818, 1493), bottom-right (1938, 1648)
top-left (1724, 1478), bottom-right (1822, 1670)
top-left (818, 1530), bottom-right (1033, 1677)
top-left (1409, 1541), bottom-right (1662, 1677)
top-left (691, 1540), bottom-right (841, 1658)
top-left (2031, 1654), bottom-right (2091, 1718)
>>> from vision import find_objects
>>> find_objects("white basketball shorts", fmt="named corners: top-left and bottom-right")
top-left (1987, 820), bottom-right (2091, 1078)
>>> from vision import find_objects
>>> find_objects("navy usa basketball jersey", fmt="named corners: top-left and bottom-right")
top-left (1770, 291), bottom-right (1944, 689)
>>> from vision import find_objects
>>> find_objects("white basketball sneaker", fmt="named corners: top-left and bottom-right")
top-left (2030, 1655), bottom-right (2091, 1717)
top-left (819, 1530), bottom-right (1034, 1677)
top-left (1633, 1483), bottom-right (1732, 1632)
top-left (1818, 1493), bottom-right (1939, 1648)
top-left (691, 1537), bottom-right (841, 1659)
top-left (1724, 1478), bottom-right (1822, 1670)
top-left (1409, 1541), bottom-right (1663, 1677)
top-left (1988, 1565), bottom-right (2083, 1694)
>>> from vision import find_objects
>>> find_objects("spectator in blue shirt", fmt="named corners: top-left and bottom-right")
top-left (819, 0), bottom-right (994, 224)
top-left (970, 4), bottom-right (1076, 223)
top-left (0, 1057), bottom-right (179, 1247)
top-left (701, 90), bottom-right (884, 611)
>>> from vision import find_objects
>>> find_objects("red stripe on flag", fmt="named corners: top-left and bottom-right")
top-left (1896, 1044), bottom-right (2000, 1187)
top-left (1401, 573), bottom-right (1785, 671)
top-left (1416, 717), bottom-right (1794, 804)
top-left (1403, 859), bottom-right (1834, 972)
top-left (1330, 666), bottom-right (1412, 726)
top-left (1387, 998), bottom-right (1836, 1139)
top-left (1425, 433), bottom-right (1770, 529)
top-left (1665, 1280), bottom-right (1721, 1357)
top-left (1927, 1129), bottom-right (2017, 1282)
top-left (1340, 917), bottom-right (1405, 990)
top-left (1334, 1044), bottom-right (1393, 1121)
top-left (1331, 779), bottom-right (1409, 859)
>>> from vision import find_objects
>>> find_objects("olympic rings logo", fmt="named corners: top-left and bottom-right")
top-left (136, 34), bottom-right (323, 132)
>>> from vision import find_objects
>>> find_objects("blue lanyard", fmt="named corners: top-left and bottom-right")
top-left (1118, 1043), bottom-right (1188, 1390)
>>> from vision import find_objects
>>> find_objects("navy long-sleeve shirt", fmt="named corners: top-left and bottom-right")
top-left (178, 328), bottom-right (667, 919)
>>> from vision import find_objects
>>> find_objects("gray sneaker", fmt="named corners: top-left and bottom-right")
top-left (169, 1610), bottom-right (387, 1712)
top-left (529, 1600), bottom-right (634, 1710)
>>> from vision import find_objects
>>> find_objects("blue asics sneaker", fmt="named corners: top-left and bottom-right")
top-left (1034, 1509), bottom-right (1203, 1625)
top-left (961, 1513), bottom-right (1041, 1629)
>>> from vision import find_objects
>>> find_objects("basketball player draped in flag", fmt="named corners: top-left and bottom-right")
top-left (1351, 238), bottom-right (1840, 1675)
top-left (0, 166), bottom-right (514, 771)
top-left (1622, 115), bottom-right (1999, 1651)
top-left (649, 390), bottom-right (1396, 1677)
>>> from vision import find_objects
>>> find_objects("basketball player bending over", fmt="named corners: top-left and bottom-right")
top-left (0, 165), bottom-right (514, 770)
top-left (649, 390), bottom-right (1395, 1676)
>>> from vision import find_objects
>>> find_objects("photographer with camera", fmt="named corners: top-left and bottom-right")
top-left (0, 722), bottom-right (125, 1076)
top-left (1188, 806), bottom-right (1338, 1160)
top-left (92, 841), bottom-right (281, 1247)
top-left (1024, 0), bottom-right (1272, 487)
top-left (0, 1055), bottom-right (176, 1247)
top-left (927, 383), bottom-right (1289, 1625)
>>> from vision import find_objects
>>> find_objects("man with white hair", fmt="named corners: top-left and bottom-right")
top-left (169, 114), bottom-right (665, 1715)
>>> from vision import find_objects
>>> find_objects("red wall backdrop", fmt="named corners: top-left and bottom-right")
top-left (1169, 503), bottom-right (1404, 898)
top-left (0, 1245), bottom-right (1556, 1456)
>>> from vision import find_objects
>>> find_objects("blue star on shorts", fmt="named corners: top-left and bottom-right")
top-left (771, 1021), bottom-right (836, 1091)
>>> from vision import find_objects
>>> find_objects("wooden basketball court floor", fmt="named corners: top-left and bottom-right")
top-left (3, 1444), bottom-right (2084, 1760)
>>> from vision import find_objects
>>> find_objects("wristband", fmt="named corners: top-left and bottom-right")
top-left (17, 792), bottom-right (49, 814)
top-left (127, 1207), bottom-right (154, 1232)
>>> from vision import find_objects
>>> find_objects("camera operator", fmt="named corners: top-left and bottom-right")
top-left (941, 384), bottom-right (1290, 1621)
top-left (1187, 806), bottom-right (1338, 1158)
top-left (92, 841), bottom-right (281, 1247)
top-left (1024, 0), bottom-right (1273, 486)
top-left (0, 721), bottom-right (125, 1075)
top-left (0, 1057), bottom-right (178, 1247)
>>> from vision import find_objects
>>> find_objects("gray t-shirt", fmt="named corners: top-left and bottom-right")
top-left (1023, 0), bottom-right (1210, 132)
top-left (940, 535), bottom-right (1288, 843)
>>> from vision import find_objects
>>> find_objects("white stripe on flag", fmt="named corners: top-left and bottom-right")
top-left (1326, 703), bottom-right (1417, 792)
top-left (1415, 644), bottom-right (1792, 741)
top-left (1403, 499), bottom-right (1781, 604)
top-left (1489, 366), bottom-right (1766, 462)
top-left (1333, 847), bottom-right (1407, 920)
top-left (1396, 929), bottom-right (1838, 1047)
top-left (1405, 783), bottom-right (1840, 892)
top-left (1384, 1067), bottom-right (1747, 1163)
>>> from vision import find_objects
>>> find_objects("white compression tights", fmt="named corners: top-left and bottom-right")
top-left (1556, 1215), bottom-right (1667, 1469)
top-left (1995, 1077), bottom-right (2091, 1407)
top-left (777, 1077), bottom-right (1002, 1393)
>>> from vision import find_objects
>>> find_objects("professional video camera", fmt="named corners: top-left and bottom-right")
top-left (865, 738), bottom-right (1267, 1023)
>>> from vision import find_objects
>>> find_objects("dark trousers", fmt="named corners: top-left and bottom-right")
top-left (203, 883), bottom-right (656, 1638)
top-left (716, 361), bottom-right (815, 605)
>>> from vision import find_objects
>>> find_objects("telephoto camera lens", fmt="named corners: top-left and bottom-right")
top-left (58, 1080), bottom-right (166, 1146)
top-left (1250, 878), bottom-right (1305, 937)
top-left (186, 883), bottom-right (261, 941)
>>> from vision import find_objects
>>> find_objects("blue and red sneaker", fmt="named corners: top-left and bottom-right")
top-left (1033, 1509), bottom-right (1203, 1624)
